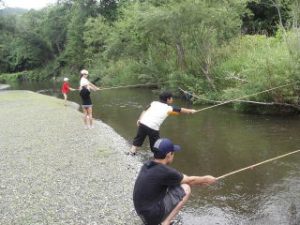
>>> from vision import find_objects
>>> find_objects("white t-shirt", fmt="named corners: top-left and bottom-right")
top-left (140, 101), bottom-right (180, 131)
top-left (80, 77), bottom-right (89, 88)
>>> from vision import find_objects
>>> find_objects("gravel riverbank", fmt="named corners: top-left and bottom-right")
top-left (0, 90), bottom-right (142, 225)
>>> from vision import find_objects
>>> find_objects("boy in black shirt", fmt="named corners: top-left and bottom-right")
top-left (133, 138), bottom-right (216, 225)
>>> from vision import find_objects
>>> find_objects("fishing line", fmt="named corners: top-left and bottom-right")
top-left (98, 83), bottom-right (158, 91)
top-left (93, 78), bottom-right (183, 91)
top-left (217, 149), bottom-right (300, 180)
top-left (179, 83), bottom-right (292, 113)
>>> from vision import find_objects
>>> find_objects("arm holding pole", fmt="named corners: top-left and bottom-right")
top-left (181, 174), bottom-right (217, 186)
top-left (89, 82), bottom-right (100, 91)
top-left (180, 108), bottom-right (197, 114)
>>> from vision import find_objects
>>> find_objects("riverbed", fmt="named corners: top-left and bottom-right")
top-left (8, 81), bottom-right (300, 224)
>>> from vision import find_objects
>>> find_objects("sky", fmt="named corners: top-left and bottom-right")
top-left (3, 0), bottom-right (57, 10)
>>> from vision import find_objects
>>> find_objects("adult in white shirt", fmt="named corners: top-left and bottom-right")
top-left (79, 69), bottom-right (100, 91)
top-left (129, 91), bottom-right (196, 155)
top-left (79, 69), bottom-right (100, 129)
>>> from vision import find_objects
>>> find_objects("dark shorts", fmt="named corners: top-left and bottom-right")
top-left (138, 185), bottom-right (186, 225)
top-left (82, 105), bottom-right (93, 109)
top-left (162, 185), bottom-right (186, 221)
top-left (132, 123), bottom-right (160, 151)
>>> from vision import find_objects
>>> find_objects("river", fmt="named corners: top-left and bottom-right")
top-left (8, 81), bottom-right (300, 225)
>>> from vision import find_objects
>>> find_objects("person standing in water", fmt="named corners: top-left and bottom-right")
top-left (79, 69), bottom-right (100, 129)
top-left (129, 91), bottom-right (196, 155)
top-left (61, 77), bottom-right (75, 106)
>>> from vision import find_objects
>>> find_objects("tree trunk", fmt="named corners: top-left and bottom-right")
top-left (175, 37), bottom-right (186, 70)
top-left (200, 55), bottom-right (216, 90)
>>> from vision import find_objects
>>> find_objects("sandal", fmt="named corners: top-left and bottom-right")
top-left (126, 151), bottom-right (136, 156)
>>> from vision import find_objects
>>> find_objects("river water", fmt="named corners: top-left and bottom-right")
top-left (9, 81), bottom-right (300, 224)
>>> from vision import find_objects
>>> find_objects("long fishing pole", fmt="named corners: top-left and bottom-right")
top-left (98, 83), bottom-right (158, 91)
top-left (93, 78), bottom-right (177, 91)
top-left (180, 83), bottom-right (292, 113)
top-left (217, 149), bottom-right (300, 180)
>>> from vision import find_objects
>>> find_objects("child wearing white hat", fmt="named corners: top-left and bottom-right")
top-left (61, 77), bottom-right (75, 106)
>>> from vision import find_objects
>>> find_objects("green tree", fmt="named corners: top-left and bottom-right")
top-left (98, 0), bottom-right (118, 21)
top-left (103, 0), bottom-right (246, 89)
top-left (63, 2), bottom-right (87, 71)
top-left (0, 10), bottom-right (53, 73)
top-left (63, 0), bottom-right (101, 71)
top-left (41, 5), bottom-right (70, 56)
top-left (242, 0), bottom-right (291, 35)
top-left (83, 17), bottom-right (110, 64)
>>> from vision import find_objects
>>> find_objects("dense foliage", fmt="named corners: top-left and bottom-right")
top-left (242, 0), bottom-right (291, 35)
top-left (0, 0), bottom-right (300, 113)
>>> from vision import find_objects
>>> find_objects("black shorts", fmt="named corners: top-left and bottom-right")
top-left (132, 123), bottom-right (160, 151)
top-left (162, 185), bottom-right (186, 221)
top-left (138, 185), bottom-right (186, 225)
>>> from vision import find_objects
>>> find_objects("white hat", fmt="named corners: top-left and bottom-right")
top-left (63, 77), bottom-right (69, 81)
top-left (80, 69), bottom-right (89, 75)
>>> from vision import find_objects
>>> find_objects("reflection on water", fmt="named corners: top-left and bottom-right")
top-left (9, 81), bottom-right (300, 224)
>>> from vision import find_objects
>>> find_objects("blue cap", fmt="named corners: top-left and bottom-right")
top-left (153, 138), bottom-right (181, 155)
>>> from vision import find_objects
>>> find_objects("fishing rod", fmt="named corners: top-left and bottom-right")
top-left (217, 149), bottom-right (300, 180)
top-left (180, 83), bottom-right (292, 113)
top-left (98, 83), bottom-right (158, 91)
top-left (92, 77), bottom-right (181, 91)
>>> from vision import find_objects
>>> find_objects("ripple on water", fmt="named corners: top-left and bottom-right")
top-left (182, 168), bottom-right (300, 225)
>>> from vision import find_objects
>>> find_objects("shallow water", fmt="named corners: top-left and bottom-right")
top-left (9, 81), bottom-right (300, 224)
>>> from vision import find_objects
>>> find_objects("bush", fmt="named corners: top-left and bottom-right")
top-left (213, 32), bottom-right (299, 112)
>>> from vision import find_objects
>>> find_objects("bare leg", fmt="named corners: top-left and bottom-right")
top-left (161, 184), bottom-right (191, 225)
top-left (82, 107), bottom-right (88, 128)
top-left (63, 93), bottom-right (67, 106)
top-left (87, 107), bottom-right (93, 128)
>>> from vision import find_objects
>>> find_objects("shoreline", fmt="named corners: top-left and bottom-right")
top-left (0, 90), bottom-right (142, 225)
top-left (0, 84), bottom-right (10, 90)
